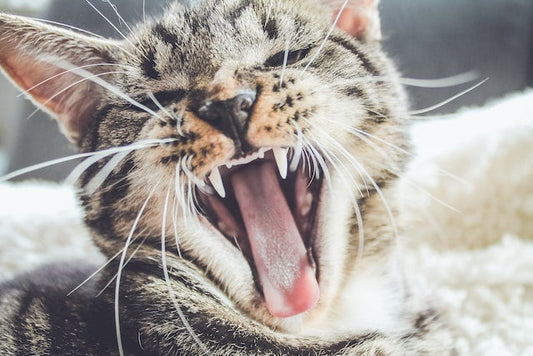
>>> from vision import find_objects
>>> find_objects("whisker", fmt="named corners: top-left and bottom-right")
top-left (27, 17), bottom-right (106, 39)
top-left (0, 152), bottom-right (96, 183)
top-left (65, 139), bottom-right (176, 186)
top-left (49, 58), bottom-right (165, 120)
top-left (84, 150), bottom-right (130, 195)
top-left (304, 119), bottom-right (400, 241)
top-left (265, 0), bottom-right (274, 26)
top-left (172, 194), bottom-right (183, 258)
top-left (319, 115), bottom-right (470, 187)
top-left (83, 0), bottom-right (134, 46)
top-left (25, 70), bottom-right (130, 121)
top-left (114, 181), bottom-right (160, 356)
top-left (408, 78), bottom-right (489, 116)
top-left (398, 71), bottom-right (479, 88)
top-left (174, 160), bottom-right (190, 224)
top-left (181, 156), bottom-right (205, 190)
top-left (102, 0), bottom-right (134, 34)
top-left (147, 92), bottom-right (182, 126)
top-left (95, 232), bottom-right (150, 298)
top-left (303, 0), bottom-right (349, 73)
top-left (324, 71), bottom-right (479, 89)
top-left (0, 139), bottom-right (174, 182)
top-left (25, 17), bottom-right (136, 59)
top-left (17, 63), bottom-right (134, 98)
top-left (303, 119), bottom-right (368, 196)
top-left (308, 134), bottom-right (366, 260)
top-left (317, 115), bottom-right (465, 213)
top-left (289, 121), bottom-right (304, 172)
top-left (302, 137), bottom-right (331, 189)
top-left (67, 248), bottom-right (124, 297)
top-left (279, 39), bottom-right (290, 87)
top-left (160, 185), bottom-right (208, 353)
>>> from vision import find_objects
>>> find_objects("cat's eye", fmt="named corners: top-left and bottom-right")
top-left (264, 47), bottom-right (312, 68)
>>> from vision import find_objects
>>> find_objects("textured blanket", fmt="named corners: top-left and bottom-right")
top-left (1, 90), bottom-right (532, 355)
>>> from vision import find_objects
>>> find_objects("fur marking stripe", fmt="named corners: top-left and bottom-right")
top-left (329, 35), bottom-right (379, 76)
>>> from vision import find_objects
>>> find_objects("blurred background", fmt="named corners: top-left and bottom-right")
top-left (0, 0), bottom-right (532, 181)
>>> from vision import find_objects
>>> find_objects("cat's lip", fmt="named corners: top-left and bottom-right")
top-left (196, 147), bottom-right (323, 317)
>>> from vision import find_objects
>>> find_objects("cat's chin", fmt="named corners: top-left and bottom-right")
top-left (196, 147), bottom-right (324, 319)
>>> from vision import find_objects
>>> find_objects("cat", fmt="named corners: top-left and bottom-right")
top-left (0, 0), bottom-right (453, 354)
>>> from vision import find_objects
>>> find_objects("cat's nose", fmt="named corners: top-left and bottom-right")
top-left (198, 91), bottom-right (257, 154)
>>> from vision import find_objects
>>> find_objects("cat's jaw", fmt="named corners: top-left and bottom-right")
top-left (164, 157), bottom-right (404, 335)
top-left (194, 147), bottom-right (323, 319)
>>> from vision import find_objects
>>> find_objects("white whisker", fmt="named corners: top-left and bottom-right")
top-left (84, 0), bottom-right (134, 46)
top-left (114, 182), bottom-right (160, 356)
top-left (102, 0), bottom-right (134, 34)
top-left (289, 121), bottom-right (305, 172)
top-left (279, 39), bottom-right (290, 87)
top-left (67, 248), bottom-right (124, 297)
top-left (65, 139), bottom-right (176, 186)
top-left (49, 58), bottom-right (164, 120)
top-left (174, 160), bottom-right (189, 223)
top-left (85, 150), bottom-right (130, 195)
top-left (143, 0), bottom-right (147, 23)
top-left (303, 0), bottom-right (349, 72)
top-left (96, 233), bottom-right (150, 298)
top-left (311, 136), bottom-right (366, 260)
top-left (17, 63), bottom-right (134, 98)
top-left (399, 72), bottom-right (479, 88)
top-left (25, 70), bottom-right (129, 121)
top-left (147, 92), bottom-right (182, 126)
top-left (160, 185), bottom-right (209, 353)
top-left (172, 194), bottom-right (183, 258)
top-left (265, 0), bottom-right (274, 26)
top-left (304, 119), bottom-right (399, 242)
top-left (325, 71), bottom-right (479, 89)
top-left (409, 78), bottom-right (489, 116)
top-left (28, 17), bottom-right (105, 39)
top-left (0, 139), bottom-right (174, 182)
top-left (26, 17), bottom-right (136, 58)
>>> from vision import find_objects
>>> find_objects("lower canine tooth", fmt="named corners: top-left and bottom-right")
top-left (273, 147), bottom-right (288, 179)
top-left (209, 167), bottom-right (226, 198)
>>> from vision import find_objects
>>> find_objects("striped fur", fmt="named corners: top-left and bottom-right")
top-left (0, 0), bottom-right (453, 354)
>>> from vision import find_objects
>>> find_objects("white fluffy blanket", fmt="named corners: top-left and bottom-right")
top-left (1, 90), bottom-right (532, 355)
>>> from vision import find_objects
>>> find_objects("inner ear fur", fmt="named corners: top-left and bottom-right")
top-left (0, 13), bottom-right (121, 143)
top-left (328, 0), bottom-right (382, 41)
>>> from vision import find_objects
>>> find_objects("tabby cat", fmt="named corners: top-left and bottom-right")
top-left (0, 0), bottom-right (453, 354)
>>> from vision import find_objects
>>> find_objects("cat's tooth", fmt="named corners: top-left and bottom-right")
top-left (273, 147), bottom-right (288, 179)
top-left (209, 167), bottom-right (226, 198)
top-left (258, 148), bottom-right (266, 159)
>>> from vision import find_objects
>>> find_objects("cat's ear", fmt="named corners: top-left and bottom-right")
top-left (330, 0), bottom-right (382, 41)
top-left (0, 13), bottom-right (121, 143)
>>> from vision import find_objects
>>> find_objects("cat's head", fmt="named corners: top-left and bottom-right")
top-left (0, 0), bottom-right (408, 333)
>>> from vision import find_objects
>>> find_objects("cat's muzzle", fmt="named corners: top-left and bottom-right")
top-left (196, 148), bottom-right (324, 318)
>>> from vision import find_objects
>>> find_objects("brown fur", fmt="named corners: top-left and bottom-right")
top-left (0, 0), bottom-right (453, 354)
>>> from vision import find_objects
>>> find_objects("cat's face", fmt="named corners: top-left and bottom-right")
top-left (0, 0), bottom-right (408, 333)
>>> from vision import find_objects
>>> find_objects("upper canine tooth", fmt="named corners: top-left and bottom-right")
top-left (209, 167), bottom-right (226, 198)
top-left (273, 147), bottom-right (288, 179)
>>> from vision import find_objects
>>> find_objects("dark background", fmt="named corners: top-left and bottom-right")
top-left (2, 0), bottom-right (532, 181)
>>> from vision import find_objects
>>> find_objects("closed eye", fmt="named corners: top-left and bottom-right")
top-left (264, 47), bottom-right (312, 68)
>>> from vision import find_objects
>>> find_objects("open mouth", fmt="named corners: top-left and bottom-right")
top-left (197, 147), bottom-right (323, 318)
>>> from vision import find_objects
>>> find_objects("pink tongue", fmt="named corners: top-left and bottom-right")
top-left (231, 161), bottom-right (319, 318)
